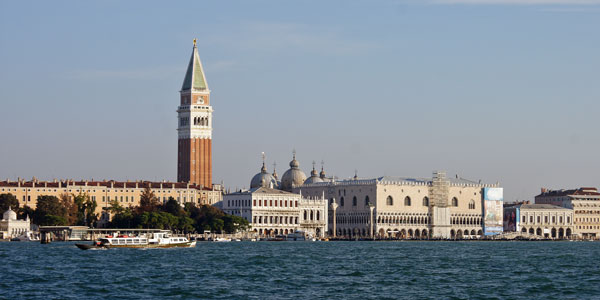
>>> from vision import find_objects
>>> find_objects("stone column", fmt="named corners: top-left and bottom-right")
top-left (369, 203), bottom-right (375, 239)
top-left (331, 202), bottom-right (338, 238)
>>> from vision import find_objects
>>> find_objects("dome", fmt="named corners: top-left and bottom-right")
top-left (3, 207), bottom-right (17, 221)
top-left (280, 153), bottom-right (306, 192)
top-left (250, 163), bottom-right (278, 189)
top-left (304, 176), bottom-right (323, 185)
top-left (304, 164), bottom-right (323, 185)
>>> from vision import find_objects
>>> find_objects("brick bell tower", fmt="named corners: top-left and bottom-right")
top-left (177, 39), bottom-right (212, 188)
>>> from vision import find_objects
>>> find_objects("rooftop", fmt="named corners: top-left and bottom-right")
top-left (536, 187), bottom-right (600, 198)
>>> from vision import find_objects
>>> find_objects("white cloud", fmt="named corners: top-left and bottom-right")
top-left (432, 0), bottom-right (600, 4)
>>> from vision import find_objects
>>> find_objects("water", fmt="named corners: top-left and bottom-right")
top-left (1, 241), bottom-right (600, 299)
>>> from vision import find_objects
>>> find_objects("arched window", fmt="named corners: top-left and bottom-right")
top-left (310, 211), bottom-right (314, 220)
top-left (451, 197), bottom-right (458, 207)
top-left (304, 210), bottom-right (307, 220)
top-left (352, 196), bottom-right (357, 206)
top-left (386, 196), bottom-right (393, 206)
top-left (422, 197), bottom-right (429, 207)
top-left (404, 196), bottom-right (411, 206)
top-left (365, 196), bottom-right (370, 206)
top-left (317, 211), bottom-right (320, 221)
top-left (340, 197), bottom-right (345, 206)
top-left (468, 200), bottom-right (475, 209)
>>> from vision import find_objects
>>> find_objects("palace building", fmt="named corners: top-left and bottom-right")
top-left (178, 39), bottom-right (213, 188)
top-left (222, 187), bottom-right (328, 238)
top-left (296, 172), bottom-right (501, 239)
top-left (236, 152), bottom-right (502, 239)
top-left (535, 187), bottom-right (600, 239)
top-left (0, 178), bottom-right (223, 221)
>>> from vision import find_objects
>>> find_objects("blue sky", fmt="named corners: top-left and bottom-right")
top-left (1, 0), bottom-right (599, 201)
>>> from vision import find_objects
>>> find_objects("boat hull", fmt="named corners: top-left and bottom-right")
top-left (76, 241), bottom-right (196, 250)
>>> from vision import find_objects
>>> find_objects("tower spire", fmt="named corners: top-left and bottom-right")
top-left (182, 39), bottom-right (209, 92)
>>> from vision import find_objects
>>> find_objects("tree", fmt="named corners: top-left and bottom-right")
top-left (18, 205), bottom-right (34, 220)
top-left (163, 197), bottom-right (183, 217)
top-left (59, 193), bottom-right (78, 225)
top-left (34, 195), bottom-right (68, 226)
top-left (0, 193), bottom-right (19, 212)
top-left (138, 187), bottom-right (159, 213)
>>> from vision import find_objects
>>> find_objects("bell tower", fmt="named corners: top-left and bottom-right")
top-left (177, 39), bottom-right (212, 188)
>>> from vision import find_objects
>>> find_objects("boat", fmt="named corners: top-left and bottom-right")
top-left (11, 231), bottom-right (39, 242)
top-left (75, 231), bottom-right (196, 250)
top-left (214, 237), bottom-right (231, 242)
top-left (285, 231), bottom-right (306, 241)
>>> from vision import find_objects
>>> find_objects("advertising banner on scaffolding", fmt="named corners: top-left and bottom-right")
top-left (483, 188), bottom-right (504, 236)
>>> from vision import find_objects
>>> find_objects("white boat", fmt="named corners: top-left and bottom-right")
top-left (285, 231), bottom-right (307, 241)
top-left (76, 231), bottom-right (195, 250)
top-left (214, 237), bottom-right (231, 242)
top-left (11, 231), bottom-right (39, 242)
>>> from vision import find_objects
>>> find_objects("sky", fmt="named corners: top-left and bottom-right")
top-left (0, 0), bottom-right (599, 202)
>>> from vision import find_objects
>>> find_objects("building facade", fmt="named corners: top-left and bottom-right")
top-left (535, 187), bottom-right (600, 239)
top-left (296, 172), bottom-right (501, 239)
top-left (178, 39), bottom-right (213, 188)
top-left (0, 179), bottom-right (223, 219)
top-left (0, 207), bottom-right (31, 239)
top-left (222, 187), bottom-right (328, 238)
top-left (504, 203), bottom-right (573, 239)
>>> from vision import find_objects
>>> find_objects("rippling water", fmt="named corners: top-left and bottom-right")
top-left (1, 241), bottom-right (599, 299)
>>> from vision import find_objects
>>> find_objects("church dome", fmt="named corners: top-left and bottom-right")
top-left (250, 163), bottom-right (278, 189)
top-left (304, 163), bottom-right (323, 185)
top-left (3, 207), bottom-right (17, 221)
top-left (281, 153), bottom-right (307, 192)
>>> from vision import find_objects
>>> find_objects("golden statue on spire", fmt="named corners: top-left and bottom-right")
top-left (193, 38), bottom-right (197, 46)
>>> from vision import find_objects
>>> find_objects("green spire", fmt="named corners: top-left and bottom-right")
top-left (181, 40), bottom-right (208, 92)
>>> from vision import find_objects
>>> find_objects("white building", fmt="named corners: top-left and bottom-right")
top-left (223, 187), bottom-right (328, 238)
top-left (0, 207), bottom-right (31, 239)
top-left (296, 171), bottom-right (502, 239)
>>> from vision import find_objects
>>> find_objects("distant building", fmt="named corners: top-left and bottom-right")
top-left (297, 171), bottom-right (502, 239)
top-left (0, 207), bottom-right (31, 239)
top-left (535, 187), bottom-right (600, 239)
top-left (0, 179), bottom-right (223, 221)
top-left (222, 187), bottom-right (328, 238)
top-left (504, 202), bottom-right (573, 238)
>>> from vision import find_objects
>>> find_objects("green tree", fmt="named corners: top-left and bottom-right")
top-left (0, 193), bottom-right (19, 212)
top-left (34, 195), bottom-right (68, 226)
top-left (163, 197), bottom-right (183, 217)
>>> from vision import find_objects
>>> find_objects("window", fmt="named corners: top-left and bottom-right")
top-left (365, 196), bottom-right (370, 206)
top-left (404, 196), bottom-right (411, 206)
top-left (422, 197), bottom-right (429, 207)
top-left (386, 196), bottom-right (393, 206)
top-left (468, 200), bottom-right (475, 209)
top-left (451, 197), bottom-right (458, 207)
top-left (340, 197), bottom-right (345, 206)
top-left (352, 196), bottom-right (357, 206)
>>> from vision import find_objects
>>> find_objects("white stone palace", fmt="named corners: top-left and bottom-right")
top-left (222, 187), bottom-right (328, 238)
top-left (296, 171), bottom-right (502, 239)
